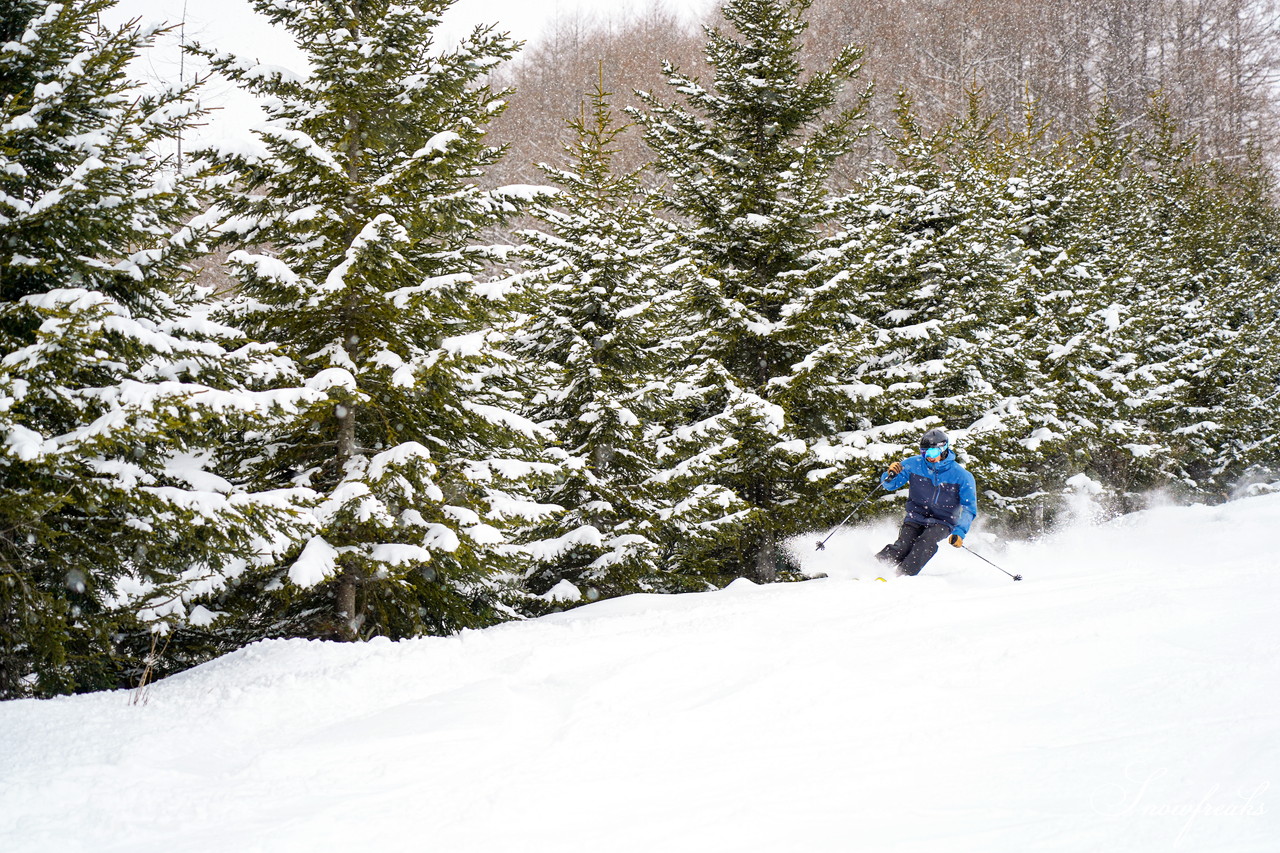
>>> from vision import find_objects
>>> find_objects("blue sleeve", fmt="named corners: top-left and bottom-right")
top-left (952, 470), bottom-right (979, 537)
top-left (879, 458), bottom-right (912, 491)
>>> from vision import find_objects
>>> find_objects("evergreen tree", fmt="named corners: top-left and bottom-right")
top-left (508, 79), bottom-right (734, 603)
top-left (845, 94), bottom-right (1083, 527)
top-left (195, 0), bottom-right (556, 642)
top-left (1012, 101), bottom-right (1239, 512)
top-left (826, 96), bottom-right (1194, 526)
top-left (630, 0), bottom-right (870, 581)
top-left (0, 0), bottom-right (309, 698)
top-left (1186, 157), bottom-right (1280, 491)
top-left (830, 93), bottom-right (1280, 525)
top-left (1101, 104), bottom-right (1280, 498)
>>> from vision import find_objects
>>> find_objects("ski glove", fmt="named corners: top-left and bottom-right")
top-left (887, 461), bottom-right (903, 476)
top-left (949, 534), bottom-right (964, 548)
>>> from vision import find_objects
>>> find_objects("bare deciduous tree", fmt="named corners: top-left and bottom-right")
top-left (486, 2), bottom-right (707, 185)
top-left (805, 0), bottom-right (1280, 165)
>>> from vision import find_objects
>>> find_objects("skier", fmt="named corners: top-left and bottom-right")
top-left (876, 428), bottom-right (978, 576)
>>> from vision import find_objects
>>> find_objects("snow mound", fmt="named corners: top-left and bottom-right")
top-left (2, 494), bottom-right (1279, 852)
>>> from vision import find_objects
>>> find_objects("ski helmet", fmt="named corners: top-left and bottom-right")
top-left (919, 428), bottom-right (950, 462)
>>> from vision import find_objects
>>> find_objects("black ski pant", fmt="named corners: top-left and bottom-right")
top-left (876, 521), bottom-right (950, 576)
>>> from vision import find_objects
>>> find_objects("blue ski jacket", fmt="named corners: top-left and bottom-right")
top-left (879, 454), bottom-right (978, 538)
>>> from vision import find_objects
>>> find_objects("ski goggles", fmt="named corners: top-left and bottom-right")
top-left (921, 443), bottom-right (948, 461)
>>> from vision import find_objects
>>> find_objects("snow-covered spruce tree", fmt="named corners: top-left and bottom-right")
top-left (194, 0), bottom-right (557, 641)
top-left (1179, 157), bottom-right (1280, 492)
top-left (0, 1), bottom-right (311, 698)
top-left (629, 0), bottom-right (870, 582)
top-left (851, 95), bottom-right (1280, 521)
top-left (805, 93), bottom-right (1205, 531)
top-left (993, 101), bottom-right (1248, 514)
top-left (506, 79), bottom-right (736, 603)
top-left (828, 96), bottom-right (1209, 527)
top-left (1081, 103), bottom-right (1280, 500)
top-left (784, 93), bottom-right (1059, 531)
top-left (1015, 102), bottom-right (1185, 510)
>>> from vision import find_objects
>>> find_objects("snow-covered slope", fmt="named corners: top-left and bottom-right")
top-left (3, 494), bottom-right (1278, 852)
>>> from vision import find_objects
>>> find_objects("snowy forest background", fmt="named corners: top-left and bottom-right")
top-left (3, 0), bottom-right (1279, 700)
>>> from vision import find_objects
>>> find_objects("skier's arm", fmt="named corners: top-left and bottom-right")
top-left (951, 471), bottom-right (979, 538)
top-left (880, 459), bottom-right (911, 491)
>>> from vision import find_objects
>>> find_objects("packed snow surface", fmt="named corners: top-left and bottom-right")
top-left (4, 494), bottom-right (1279, 852)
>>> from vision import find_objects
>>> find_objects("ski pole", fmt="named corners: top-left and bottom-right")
top-left (815, 480), bottom-right (885, 551)
top-left (961, 545), bottom-right (1022, 581)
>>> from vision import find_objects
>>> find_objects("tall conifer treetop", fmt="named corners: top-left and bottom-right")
top-left (196, 0), bottom-right (556, 641)
top-left (630, 0), bottom-right (871, 581)
top-left (508, 77), bottom-right (738, 600)
top-left (1, 0), bottom-right (315, 698)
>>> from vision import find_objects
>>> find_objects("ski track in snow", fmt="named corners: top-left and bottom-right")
top-left (3, 495), bottom-right (1279, 852)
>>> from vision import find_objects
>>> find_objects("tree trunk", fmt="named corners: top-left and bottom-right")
top-left (332, 400), bottom-right (359, 639)
top-left (753, 526), bottom-right (776, 583)
top-left (336, 401), bottom-right (357, 463)
top-left (332, 61), bottom-right (364, 640)
top-left (335, 566), bottom-right (359, 641)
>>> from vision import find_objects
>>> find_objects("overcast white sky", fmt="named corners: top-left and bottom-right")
top-left (107, 0), bottom-right (715, 141)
